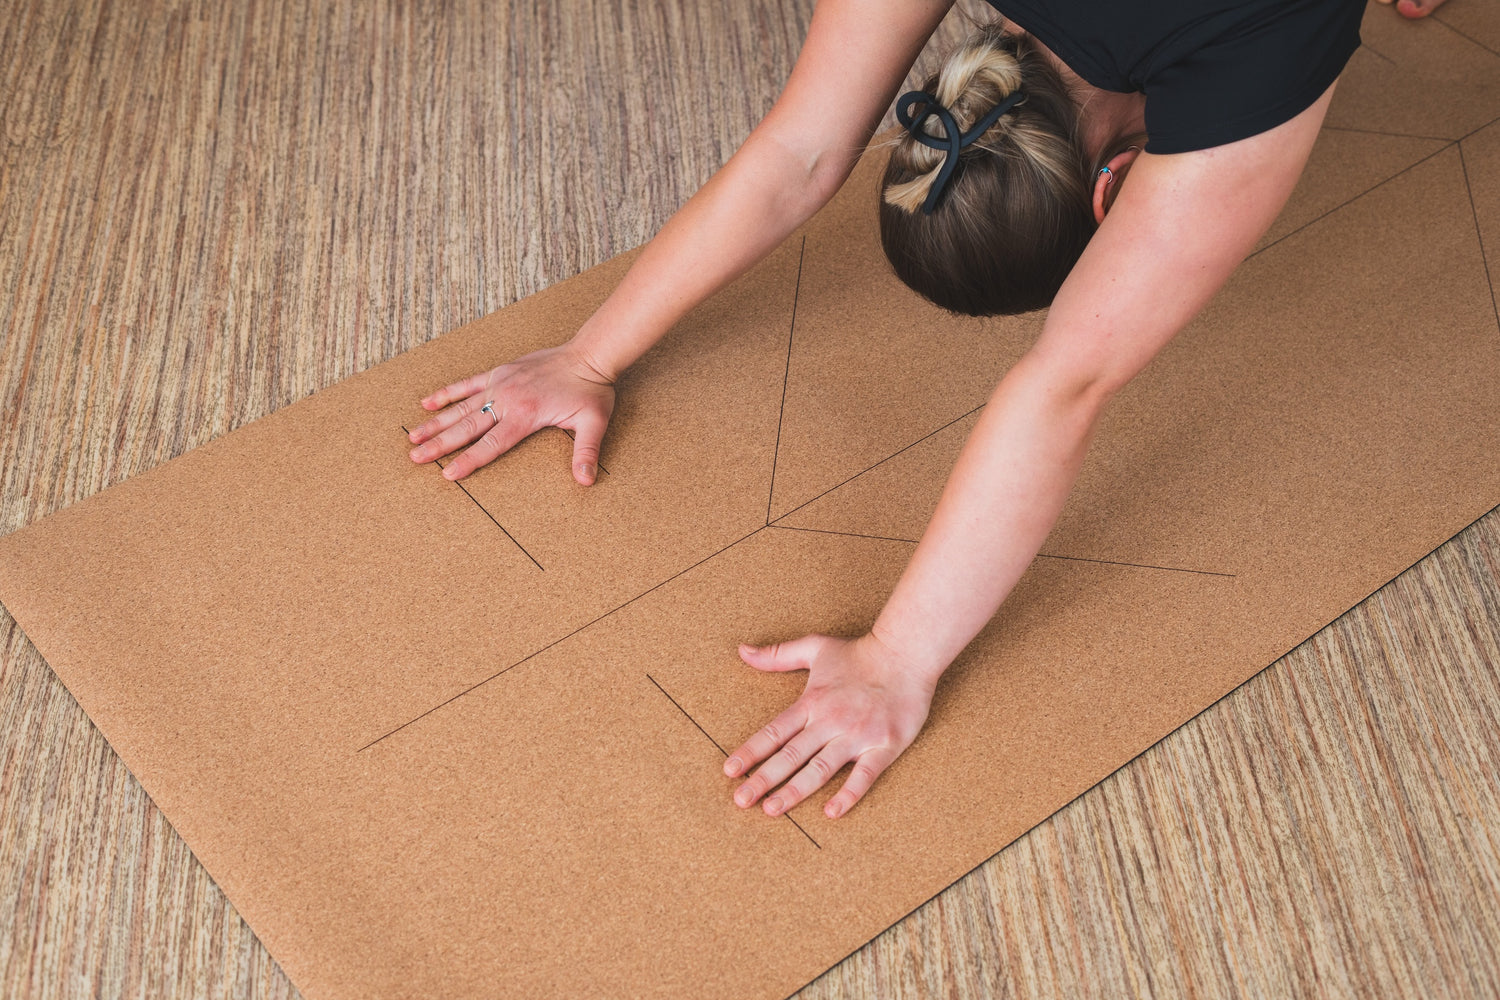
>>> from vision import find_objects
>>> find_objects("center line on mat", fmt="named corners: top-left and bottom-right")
top-left (357, 526), bottom-right (768, 752)
top-left (766, 235), bottom-right (807, 526)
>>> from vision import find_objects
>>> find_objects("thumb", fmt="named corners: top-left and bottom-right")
top-left (737, 635), bottom-right (825, 672)
top-left (569, 411), bottom-right (608, 485)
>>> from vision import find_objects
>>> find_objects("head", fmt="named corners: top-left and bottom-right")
top-left (878, 22), bottom-right (1144, 316)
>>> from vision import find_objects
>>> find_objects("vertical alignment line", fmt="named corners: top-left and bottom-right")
top-left (1457, 144), bottom-right (1500, 332)
top-left (766, 235), bottom-right (806, 525)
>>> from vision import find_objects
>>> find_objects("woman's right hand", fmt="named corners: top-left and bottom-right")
top-left (406, 343), bottom-right (616, 484)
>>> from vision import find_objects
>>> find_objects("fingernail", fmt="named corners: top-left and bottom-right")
top-left (443, 468), bottom-right (457, 480)
top-left (827, 800), bottom-right (844, 819)
top-left (725, 756), bottom-right (742, 776)
top-left (735, 788), bottom-right (752, 807)
top-left (581, 463), bottom-right (595, 480)
top-left (766, 797), bottom-right (783, 815)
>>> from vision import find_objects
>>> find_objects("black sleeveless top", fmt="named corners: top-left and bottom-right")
top-left (981, 0), bottom-right (1365, 153)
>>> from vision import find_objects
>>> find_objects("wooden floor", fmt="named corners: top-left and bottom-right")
top-left (2, 0), bottom-right (1497, 997)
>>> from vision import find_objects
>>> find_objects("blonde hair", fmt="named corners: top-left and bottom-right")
top-left (876, 22), bottom-right (1136, 316)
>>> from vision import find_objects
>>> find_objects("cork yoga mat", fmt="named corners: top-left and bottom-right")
top-left (2, 18), bottom-right (1499, 1000)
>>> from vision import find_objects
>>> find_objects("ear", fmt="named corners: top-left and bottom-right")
top-left (1091, 146), bottom-right (1144, 224)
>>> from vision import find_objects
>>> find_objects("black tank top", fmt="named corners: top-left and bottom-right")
top-left (981, 0), bottom-right (1365, 153)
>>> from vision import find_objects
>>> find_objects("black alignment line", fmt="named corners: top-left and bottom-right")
top-left (770, 524), bottom-right (1237, 578)
top-left (1358, 41), bottom-right (1397, 67)
top-left (1321, 124), bottom-right (1455, 143)
top-left (1457, 144), bottom-right (1500, 333)
top-left (1033, 551), bottom-right (1236, 579)
top-left (1459, 111), bottom-right (1500, 144)
top-left (784, 508), bottom-right (1500, 998)
top-left (770, 524), bottom-right (920, 545)
top-left (358, 525), bottom-right (768, 752)
top-left (783, 814), bottom-right (821, 849)
top-left (771, 403), bottom-right (986, 526)
top-left (443, 470), bottom-right (545, 570)
top-left (646, 674), bottom-right (821, 850)
top-left (766, 235), bottom-right (807, 525)
top-left (402, 425), bottom-right (544, 571)
top-left (1322, 109), bottom-right (1500, 148)
top-left (646, 673), bottom-right (727, 755)
top-left (1247, 142), bottom-right (1455, 261)
top-left (1245, 109), bottom-right (1500, 261)
top-left (1432, 13), bottom-right (1500, 59)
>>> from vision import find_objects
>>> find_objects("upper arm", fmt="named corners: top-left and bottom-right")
top-left (1028, 81), bottom-right (1337, 397)
top-left (749, 0), bottom-right (957, 197)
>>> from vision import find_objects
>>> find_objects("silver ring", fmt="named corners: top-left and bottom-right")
top-left (480, 401), bottom-right (498, 426)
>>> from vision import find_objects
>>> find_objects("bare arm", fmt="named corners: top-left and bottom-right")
top-left (409, 0), bottom-right (955, 481)
top-left (572, 0), bottom-right (957, 380)
top-left (728, 82), bottom-right (1337, 819)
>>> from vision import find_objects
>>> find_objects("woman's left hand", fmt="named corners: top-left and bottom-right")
top-left (725, 632), bottom-right (939, 819)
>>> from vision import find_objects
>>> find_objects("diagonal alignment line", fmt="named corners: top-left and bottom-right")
top-left (1321, 124), bottom-right (1460, 143)
top-left (1457, 144), bottom-right (1500, 333)
top-left (1358, 41), bottom-right (1396, 67)
top-left (647, 673), bottom-right (727, 754)
top-left (1432, 12), bottom-right (1500, 59)
top-left (646, 673), bottom-right (821, 850)
top-left (769, 524), bottom-right (922, 546)
top-left (766, 235), bottom-right (807, 525)
top-left (1247, 142), bottom-right (1456, 261)
top-left (358, 525), bottom-right (767, 752)
top-left (771, 403), bottom-right (986, 526)
top-left (1033, 551), bottom-right (1236, 579)
top-left (769, 524), bottom-right (1237, 578)
top-left (1460, 111), bottom-right (1500, 144)
top-left (1249, 110), bottom-right (1500, 265)
top-left (401, 425), bottom-right (543, 570)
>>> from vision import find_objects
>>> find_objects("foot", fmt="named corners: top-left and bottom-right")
top-left (1382, 0), bottom-right (1449, 19)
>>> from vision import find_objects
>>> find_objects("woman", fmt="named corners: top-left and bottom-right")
top-left (405, 0), bottom-right (1428, 820)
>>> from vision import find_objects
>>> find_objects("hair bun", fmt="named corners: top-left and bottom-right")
top-left (884, 24), bottom-right (1026, 213)
top-left (878, 22), bottom-right (1104, 316)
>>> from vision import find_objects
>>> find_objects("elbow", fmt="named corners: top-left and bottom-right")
top-left (1011, 351), bottom-right (1126, 424)
top-left (754, 126), bottom-right (853, 217)
top-left (806, 146), bottom-right (856, 205)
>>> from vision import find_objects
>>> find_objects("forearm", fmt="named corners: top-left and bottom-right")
top-left (869, 354), bottom-right (1109, 681)
top-left (568, 133), bottom-right (833, 381)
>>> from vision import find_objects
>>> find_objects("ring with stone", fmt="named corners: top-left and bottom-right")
top-left (480, 400), bottom-right (498, 426)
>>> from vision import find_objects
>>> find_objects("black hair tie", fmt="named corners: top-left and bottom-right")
top-left (895, 88), bottom-right (1026, 215)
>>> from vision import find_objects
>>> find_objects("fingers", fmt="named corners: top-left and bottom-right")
top-left (440, 414), bottom-right (536, 480)
top-left (823, 748), bottom-right (897, 819)
top-left (734, 737), bottom-right (899, 818)
top-left (569, 410), bottom-right (609, 485)
top-left (725, 702), bottom-right (808, 779)
top-left (408, 395), bottom-right (490, 460)
top-left (737, 634), bottom-right (826, 673)
top-left (416, 372), bottom-right (487, 418)
top-left (732, 726), bottom-right (825, 811)
top-left (759, 746), bottom-right (852, 816)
